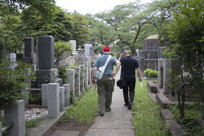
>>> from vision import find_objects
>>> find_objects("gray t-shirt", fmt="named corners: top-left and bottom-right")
top-left (94, 54), bottom-right (117, 75)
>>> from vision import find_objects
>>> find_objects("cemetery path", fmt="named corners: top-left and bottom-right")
top-left (85, 73), bottom-right (135, 136)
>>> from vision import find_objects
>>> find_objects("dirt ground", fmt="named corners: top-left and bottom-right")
top-left (44, 119), bottom-right (93, 136)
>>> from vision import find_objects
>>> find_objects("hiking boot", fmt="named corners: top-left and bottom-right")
top-left (128, 105), bottom-right (132, 110)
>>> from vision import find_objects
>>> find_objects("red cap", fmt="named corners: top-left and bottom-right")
top-left (102, 46), bottom-right (110, 52)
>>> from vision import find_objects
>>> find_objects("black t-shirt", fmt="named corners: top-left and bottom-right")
top-left (120, 56), bottom-right (139, 81)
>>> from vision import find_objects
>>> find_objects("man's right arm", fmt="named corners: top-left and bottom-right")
top-left (136, 68), bottom-right (142, 82)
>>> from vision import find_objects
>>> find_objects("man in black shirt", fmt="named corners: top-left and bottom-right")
top-left (120, 51), bottom-right (142, 110)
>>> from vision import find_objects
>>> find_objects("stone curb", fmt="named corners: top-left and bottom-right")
top-left (160, 108), bottom-right (187, 136)
top-left (197, 118), bottom-right (204, 128)
top-left (147, 81), bottom-right (158, 93)
top-left (27, 106), bottom-right (69, 136)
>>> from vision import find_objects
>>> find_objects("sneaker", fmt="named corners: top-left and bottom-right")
top-left (124, 104), bottom-right (129, 107)
top-left (99, 113), bottom-right (104, 116)
top-left (105, 107), bottom-right (111, 112)
top-left (128, 105), bottom-right (132, 110)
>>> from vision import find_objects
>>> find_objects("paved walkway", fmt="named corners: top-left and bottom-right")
top-left (50, 73), bottom-right (135, 136)
top-left (85, 74), bottom-right (135, 136)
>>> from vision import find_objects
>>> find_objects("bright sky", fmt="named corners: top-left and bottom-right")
top-left (55, 0), bottom-right (153, 15)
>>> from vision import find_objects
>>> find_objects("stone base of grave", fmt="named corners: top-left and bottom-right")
top-left (35, 69), bottom-right (58, 88)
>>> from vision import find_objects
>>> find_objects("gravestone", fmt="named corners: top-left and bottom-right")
top-left (35, 36), bottom-right (57, 88)
top-left (74, 67), bottom-right (81, 96)
top-left (23, 37), bottom-right (36, 69)
top-left (5, 100), bottom-right (25, 136)
top-left (158, 58), bottom-right (171, 94)
top-left (9, 53), bottom-right (18, 69)
top-left (84, 44), bottom-right (92, 56)
top-left (1, 49), bottom-right (9, 60)
top-left (69, 40), bottom-right (77, 54)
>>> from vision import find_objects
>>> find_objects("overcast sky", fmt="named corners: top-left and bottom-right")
top-left (55, 0), bottom-right (153, 15)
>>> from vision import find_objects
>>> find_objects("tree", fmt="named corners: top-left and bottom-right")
top-left (163, 0), bottom-right (204, 119)
top-left (145, 0), bottom-right (178, 32)
top-left (0, 0), bottom-right (56, 54)
top-left (55, 41), bottom-right (72, 67)
top-left (86, 14), bottom-right (117, 45)
top-left (71, 12), bottom-right (89, 47)
top-left (96, 1), bottom-right (149, 54)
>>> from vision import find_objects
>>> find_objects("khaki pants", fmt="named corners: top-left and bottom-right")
top-left (97, 75), bottom-right (115, 114)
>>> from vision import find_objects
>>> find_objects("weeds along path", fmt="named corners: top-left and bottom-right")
top-left (132, 80), bottom-right (169, 136)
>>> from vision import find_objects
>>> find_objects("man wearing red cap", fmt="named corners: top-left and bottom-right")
top-left (93, 46), bottom-right (121, 116)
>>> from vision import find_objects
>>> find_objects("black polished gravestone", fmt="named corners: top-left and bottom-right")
top-left (35, 36), bottom-right (57, 88)
top-left (38, 36), bottom-right (55, 69)
top-left (23, 37), bottom-right (36, 65)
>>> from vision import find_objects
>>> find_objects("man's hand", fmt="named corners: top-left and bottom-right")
top-left (111, 72), bottom-right (116, 77)
top-left (92, 79), bottom-right (97, 84)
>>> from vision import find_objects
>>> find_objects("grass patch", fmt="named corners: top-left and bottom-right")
top-left (59, 86), bottom-right (98, 124)
top-left (132, 80), bottom-right (169, 136)
top-left (169, 104), bottom-right (204, 136)
top-left (25, 117), bottom-right (44, 128)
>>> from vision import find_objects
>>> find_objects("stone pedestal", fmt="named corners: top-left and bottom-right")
top-left (79, 65), bottom-right (85, 93)
top-left (84, 57), bottom-right (89, 88)
top-left (164, 59), bottom-right (171, 94)
top-left (158, 47), bottom-right (166, 59)
top-left (48, 83), bottom-right (60, 118)
top-left (74, 67), bottom-right (81, 97)
top-left (64, 84), bottom-right (70, 106)
top-left (67, 69), bottom-right (75, 93)
top-left (59, 87), bottom-right (65, 112)
top-left (42, 84), bottom-right (48, 107)
top-left (0, 122), bottom-right (2, 136)
top-left (5, 100), bottom-right (25, 136)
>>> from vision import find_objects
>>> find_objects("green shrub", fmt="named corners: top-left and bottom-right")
top-left (0, 60), bottom-right (32, 110)
top-left (148, 70), bottom-right (158, 78)
top-left (144, 69), bottom-right (152, 76)
top-left (58, 67), bottom-right (67, 83)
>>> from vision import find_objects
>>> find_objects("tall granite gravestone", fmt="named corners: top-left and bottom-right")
top-left (35, 36), bottom-right (58, 88)
top-left (69, 40), bottom-right (77, 54)
top-left (9, 53), bottom-right (18, 69)
top-left (84, 44), bottom-right (92, 56)
top-left (23, 37), bottom-right (36, 70)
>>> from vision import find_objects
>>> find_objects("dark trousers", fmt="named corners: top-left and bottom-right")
top-left (123, 80), bottom-right (136, 105)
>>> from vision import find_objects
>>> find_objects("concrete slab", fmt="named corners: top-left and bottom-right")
top-left (52, 130), bottom-right (79, 136)
top-left (85, 72), bottom-right (135, 136)
top-left (85, 129), bottom-right (134, 136)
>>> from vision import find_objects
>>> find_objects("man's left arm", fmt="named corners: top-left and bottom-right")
top-left (112, 60), bottom-right (121, 77)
